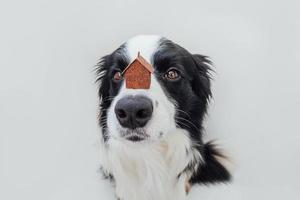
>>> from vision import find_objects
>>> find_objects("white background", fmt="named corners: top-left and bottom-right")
top-left (1, 0), bottom-right (299, 199)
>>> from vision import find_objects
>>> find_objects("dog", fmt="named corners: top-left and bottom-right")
top-left (95, 35), bottom-right (231, 200)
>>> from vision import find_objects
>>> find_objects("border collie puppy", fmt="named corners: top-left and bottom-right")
top-left (96, 35), bottom-right (231, 200)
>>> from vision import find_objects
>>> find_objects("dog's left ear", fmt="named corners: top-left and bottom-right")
top-left (191, 54), bottom-right (212, 102)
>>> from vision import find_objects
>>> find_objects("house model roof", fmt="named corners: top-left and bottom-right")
top-left (122, 52), bottom-right (154, 74)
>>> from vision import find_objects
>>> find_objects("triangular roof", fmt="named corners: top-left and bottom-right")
top-left (122, 52), bottom-right (154, 74)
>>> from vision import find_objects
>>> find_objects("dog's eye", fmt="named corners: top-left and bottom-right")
top-left (113, 71), bottom-right (123, 82)
top-left (164, 69), bottom-right (180, 80)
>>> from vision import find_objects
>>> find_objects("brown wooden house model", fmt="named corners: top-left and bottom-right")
top-left (122, 52), bottom-right (154, 89)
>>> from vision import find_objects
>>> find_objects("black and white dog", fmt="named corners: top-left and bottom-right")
top-left (96, 35), bottom-right (231, 200)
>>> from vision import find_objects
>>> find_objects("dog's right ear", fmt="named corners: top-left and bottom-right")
top-left (96, 55), bottom-right (111, 103)
top-left (95, 55), bottom-right (112, 141)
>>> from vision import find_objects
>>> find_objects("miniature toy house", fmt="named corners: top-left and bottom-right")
top-left (122, 52), bottom-right (154, 89)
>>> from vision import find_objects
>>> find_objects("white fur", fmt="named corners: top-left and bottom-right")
top-left (125, 35), bottom-right (161, 62)
top-left (100, 129), bottom-right (200, 200)
top-left (100, 35), bottom-right (202, 200)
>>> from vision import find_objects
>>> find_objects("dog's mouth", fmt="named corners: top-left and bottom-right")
top-left (124, 135), bottom-right (146, 142)
top-left (121, 128), bottom-right (148, 142)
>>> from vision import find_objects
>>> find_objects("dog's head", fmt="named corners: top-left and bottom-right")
top-left (96, 35), bottom-right (212, 144)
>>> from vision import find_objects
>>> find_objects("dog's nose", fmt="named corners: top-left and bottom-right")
top-left (115, 96), bottom-right (153, 129)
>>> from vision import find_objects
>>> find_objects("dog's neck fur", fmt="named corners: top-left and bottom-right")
top-left (100, 128), bottom-right (201, 200)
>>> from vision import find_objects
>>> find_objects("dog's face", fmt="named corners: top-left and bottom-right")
top-left (97, 35), bottom-right (211, 144)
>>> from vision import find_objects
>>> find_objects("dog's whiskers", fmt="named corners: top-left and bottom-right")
top-left (175, 116), bottom-right (199, 131)
top-left (175, 120), bottom-right (192, 130)
top-left (102, 96), bottom-right (115, 101)
top-left (175, 108), bottom-right (192, 119)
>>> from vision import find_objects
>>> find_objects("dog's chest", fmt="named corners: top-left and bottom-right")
top-left (104, 132), bottom-right (193, 200)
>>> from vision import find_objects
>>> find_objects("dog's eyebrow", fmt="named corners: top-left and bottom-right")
top-left (113, 55), bottom-right (129, 69)
top-left (117, 59), bottom-right (128, 67)
top-left (153, 52), bottom-right (184, 72)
